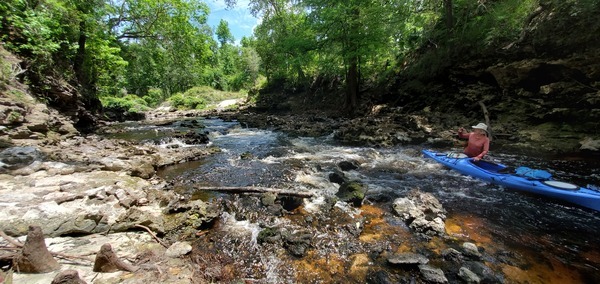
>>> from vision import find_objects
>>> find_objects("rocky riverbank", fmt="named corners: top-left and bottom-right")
top-left (0, 97), bottom-right (490, 283)
top-left (0, 86), bottom-right (227, 282)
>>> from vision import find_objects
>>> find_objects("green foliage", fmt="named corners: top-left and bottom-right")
top-left (7, 110), bottom-right (24, 124)
top-left (216, 19), bottom-right (234, 47)
top-left (143, 88), bottom-right (163, 107)
top-left (450, 0), bottom-right (537, 50)
top-left (101, 95), bottom-right (150, 113)
top-left (167, 93), bottom-right (205, 110)
top-left (0, 55), bottom-right (12, 88)
top-left (167, 86), bottom-right (245, 110)
top-left (401, 0), bottom-right (539, 80)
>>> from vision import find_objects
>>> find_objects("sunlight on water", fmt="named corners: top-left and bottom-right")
top-left (294, 171), bottom-right (338, 192)
top-left (303, 196), bottom-right (328, 213)
top-left (220, 212), bottom-right (261, 248)
top-left (445, 214), bottom-right (494, 246)
top-left (156, 138), bottom-right (195, 148)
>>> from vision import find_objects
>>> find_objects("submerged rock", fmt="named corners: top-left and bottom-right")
top-left (418, 265), bottom-right (448, 284)
top-left (387, 252), bottom-right (429, 266)
top-left (336, 181), bottom-right (368, 207)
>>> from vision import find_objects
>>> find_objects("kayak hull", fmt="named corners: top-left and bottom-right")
top-left (422, 149), bottom-right (600, 212)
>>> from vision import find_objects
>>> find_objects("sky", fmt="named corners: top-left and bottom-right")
top-left (206, 0), bottom-right (259, 44)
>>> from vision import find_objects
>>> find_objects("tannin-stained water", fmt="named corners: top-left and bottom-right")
top-left (110, 117), bottom-right (600, 283)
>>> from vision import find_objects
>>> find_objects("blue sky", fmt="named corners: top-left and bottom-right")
top-left (206, 0), bottom-right (259, 44)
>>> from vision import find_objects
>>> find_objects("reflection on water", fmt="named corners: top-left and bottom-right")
top-left (112, 117), bottom-right (600, 283)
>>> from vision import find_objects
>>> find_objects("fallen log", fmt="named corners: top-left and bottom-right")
top-left (194, 186), bottom-right (313, 198)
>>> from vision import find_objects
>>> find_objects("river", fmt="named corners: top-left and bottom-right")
top-left (103, 117), bottom-right (600, 283)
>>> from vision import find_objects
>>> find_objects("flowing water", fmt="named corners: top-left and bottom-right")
top-left (104, 117), bottom-right (600, 283)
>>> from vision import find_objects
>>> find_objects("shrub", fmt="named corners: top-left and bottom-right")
top-left (143, 88), bottom-right (163, 107)
top-left (167, 92), bottom-right (206, 110)
top-left (101, 95), bottom-right (150, 113)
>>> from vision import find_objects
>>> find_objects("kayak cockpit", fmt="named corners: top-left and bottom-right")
top-left (469, 160), bottom-right (507, 173)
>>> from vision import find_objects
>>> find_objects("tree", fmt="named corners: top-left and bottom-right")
top-left (105, 0), bottom-right (213, 97)
top-left (303, 0), bottom-right (401, 114)
top-left (216, 19), bottom-right (234, 47)
top-left (0, 0), bottom-right (118, 106)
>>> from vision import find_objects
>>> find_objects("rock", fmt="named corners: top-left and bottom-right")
top-left (25, 103), bottom-right (51, 133)
top-left (14, 225), bottom-right (60, 273)
top-left (260, 192), bottom-right (277, 206)
top-left (0, 146), bottom-right (44, 170)
top-left (257, 227), bottom-right (281, 244)
top-left (393, 190), bottom-right (447, 238)
top-left (51, 269), bottom-right (87, 284)
top-left (129, 160), bottom-right (155, 179)
top-left (336, 181), bottom-right (368, 207)
top-left (329, 168), bottom-right (349, 184)
top-left (338, 160), bottom-right (359, 171)
top-left (283, 230), bottom-right (312, 257)
top-left (462, 261), bottom-right (500, 283)
top-left (459, 266), bottom-right (481, 284)
top-left (366, 270), bottom-right (395, 284)
top-left (418, 264), bottom-right (448, 284)
top-left (441, 248), bottom-right (463, 263)
top-left (462, 242), bottom-right (482, 259)
top-left (165, 241), bottom-right (192, 258)
top-left (580, 137), bottom-right (600, 151)
top-left (387, 252), bottom-right (429, 266)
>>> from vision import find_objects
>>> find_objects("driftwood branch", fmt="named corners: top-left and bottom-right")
top-left (193, 186), bottom-right (313, 198)
top-left (0, 231), bottom-right (23, 247)
top-left (478, 101), bottom-right (493, 141)
top-left (134, 224), bottom-right (168, 248)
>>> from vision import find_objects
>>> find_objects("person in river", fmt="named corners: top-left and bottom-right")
top-left (457, 122), bottom-right (490, 162)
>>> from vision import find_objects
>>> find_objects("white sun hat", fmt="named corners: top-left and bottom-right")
top-left (472, 122), bottom-right (488, 133)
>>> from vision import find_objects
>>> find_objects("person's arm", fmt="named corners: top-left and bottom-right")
top-left (474, 138), bottom-right (490, 161)
top-left (457, 128), bottom-right (470, 139)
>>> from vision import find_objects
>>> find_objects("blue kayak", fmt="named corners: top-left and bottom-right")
top-left (422, 149), bottom-right (600, 212)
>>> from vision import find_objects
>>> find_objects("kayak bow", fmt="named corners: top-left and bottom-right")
top-left (422, 149), bottom-right (600, 212)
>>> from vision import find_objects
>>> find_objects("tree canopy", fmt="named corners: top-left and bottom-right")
top-left (1, 0), bottom-right (556, 114)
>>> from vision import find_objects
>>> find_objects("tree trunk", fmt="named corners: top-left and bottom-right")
top-left (74, 21), bottom-right (89, 93)
top-left (14, 226), bottom-right (60, 273)
top-left (444, 0), bottom-right (454, 29)
top-left (345, 56), bottom-right (359, 114)
top-left (344, 7), bottom-right (361, 115)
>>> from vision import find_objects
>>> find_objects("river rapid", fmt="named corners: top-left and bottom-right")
top-left (105, 117), bottom-right (600, 283)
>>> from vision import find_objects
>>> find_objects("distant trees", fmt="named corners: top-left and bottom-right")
top-left (0, 0), bottom-right (259, 109)
top-left (1, 0), bottom-right (548, 115)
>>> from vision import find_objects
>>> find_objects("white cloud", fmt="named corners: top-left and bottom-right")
top-left (207, 0), bottom-right (258, 41)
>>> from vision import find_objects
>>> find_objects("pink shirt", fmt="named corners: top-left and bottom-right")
top-left (458, 132), bottom-right (490, 159)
